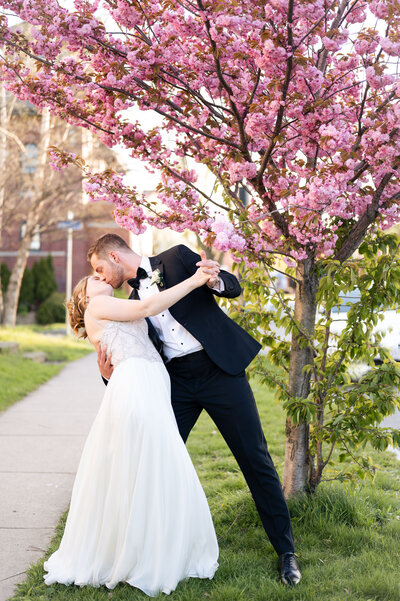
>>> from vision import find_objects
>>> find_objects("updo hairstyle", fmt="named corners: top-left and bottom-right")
top-left (67, 276), bottom-right (90, 338)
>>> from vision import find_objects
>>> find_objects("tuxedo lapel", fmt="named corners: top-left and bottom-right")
top-left (127, 265), bottom-right (164, 358)
top-left (149, 256), bottom-right (167, 291)
top-left (149, 252), bottom-right (188, 324)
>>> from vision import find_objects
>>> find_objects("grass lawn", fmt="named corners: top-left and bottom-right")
top-left (0, 324), bottom-right (92, 412)
top-left (9, 379), bottom-right (400, 601)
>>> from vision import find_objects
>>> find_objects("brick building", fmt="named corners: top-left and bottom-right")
top-left (0, 206), bottom-right (130, 293)
top-left (0, 95), bottom-right (129, 301)
top-left (0, 99), bottom-right (206, 306)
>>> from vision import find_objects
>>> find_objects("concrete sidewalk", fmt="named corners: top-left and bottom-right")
top-left (0, 353), bottom-right (104, 601)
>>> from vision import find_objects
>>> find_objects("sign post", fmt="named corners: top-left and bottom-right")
top-left (57, 214), bottom-right (82, 334)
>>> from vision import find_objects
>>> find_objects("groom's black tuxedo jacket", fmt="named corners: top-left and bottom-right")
top-left (130, 245), bottom-right (261, 375)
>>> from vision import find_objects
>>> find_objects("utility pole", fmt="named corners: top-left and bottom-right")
top-left (65, 210), bottom-right (73, 334)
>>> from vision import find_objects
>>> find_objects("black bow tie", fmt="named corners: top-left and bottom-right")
top-left (127, 267), bottom-right (149, 290)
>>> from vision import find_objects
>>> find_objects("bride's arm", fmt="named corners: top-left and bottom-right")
top-left (88, 268), bottom-right (210, 322)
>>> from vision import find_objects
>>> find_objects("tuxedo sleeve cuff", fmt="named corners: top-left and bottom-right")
top-left (209, 276), bottom-right (225, 292)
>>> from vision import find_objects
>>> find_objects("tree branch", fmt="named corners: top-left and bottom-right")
top-left (258, 0), bottom-right (294, 179)
top-left (334, 164), bottom-right (400, 263)
top-left (196, 0), bottom-right (252, 161)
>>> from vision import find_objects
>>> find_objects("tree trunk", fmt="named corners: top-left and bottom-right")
top-left (3, 232), bottom-right (33, 326)
top-left (81, 128), bottom-right (93, 204)
top-left (2, 109), bottom-right (51, 326)
top-left (0, 83), bottom-right (7, 320)
top-left (283, 258), bottom-right (318, 497)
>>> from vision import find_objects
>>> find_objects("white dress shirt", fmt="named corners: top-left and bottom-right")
top-left (136, 256), bottom-right (223, 361)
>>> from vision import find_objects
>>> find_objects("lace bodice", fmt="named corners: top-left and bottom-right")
top-left (100, 319), bottom-right (163, 367)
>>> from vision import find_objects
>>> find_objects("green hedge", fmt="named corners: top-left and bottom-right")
top-left (36, 292), bottom-right (66, 325)
top-left (0, 262), bottom-right (10, 294)
top-left (1, 256), bottom-right (64, 322)
top-left (32, 255), bottom-right (58, 303)
top-left (18, 267), bottom-right (35, 313)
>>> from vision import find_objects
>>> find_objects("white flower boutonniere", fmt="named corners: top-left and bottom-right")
top-left (149, 268), bottom-right (164, 288)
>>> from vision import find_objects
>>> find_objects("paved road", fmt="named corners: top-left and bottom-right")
top-left (0, 353), bottom-right (103, 601)
top-left (381, 409), bottom-right (400, 459)
top-left (382, 409), bottom-right (400, 429)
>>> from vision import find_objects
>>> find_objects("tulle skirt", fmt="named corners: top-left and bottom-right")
top-left (43, 357), bottom-right (218, 596)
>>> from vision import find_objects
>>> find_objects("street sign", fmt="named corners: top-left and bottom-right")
top-left (57, 220), bottom-right (83, 231)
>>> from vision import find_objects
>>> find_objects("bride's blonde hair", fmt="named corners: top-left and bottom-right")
top-left (67, 276), bottom-right (90, 338)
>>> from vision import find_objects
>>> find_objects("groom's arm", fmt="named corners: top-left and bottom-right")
top-left (177, 245), bottom-right (241, 299)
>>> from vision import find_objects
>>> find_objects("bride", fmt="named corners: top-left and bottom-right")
top-left (43, 268), bottom-right (219, 596)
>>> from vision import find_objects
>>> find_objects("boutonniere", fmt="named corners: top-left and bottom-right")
top-left (150, 268), bottom-right (165, 288)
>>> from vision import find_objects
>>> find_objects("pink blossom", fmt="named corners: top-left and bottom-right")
top-left (227, 160), bottom-right (257, 183)
top-left (0, 0), bottom-right (400, 264)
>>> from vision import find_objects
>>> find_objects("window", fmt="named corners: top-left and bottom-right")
top-left (21, 143), bottom-right (38, 174)
top-left (239, 186), bottom-right (249, 207)
top-left (20, 222), bottom-right (41, 250)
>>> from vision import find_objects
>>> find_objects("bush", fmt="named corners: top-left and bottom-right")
top-left (17, 304), bottom-right (28, 316)
top-left (18, 266), bottom-right (35, 312)
top-left (113, 285), bottom-right (129, 299)
top-left (0, 262), bottom-right (10, 294)
top-left (32, 255), bottom-right (57, 303)
top-left (36, 292), bottom-right (66, 325)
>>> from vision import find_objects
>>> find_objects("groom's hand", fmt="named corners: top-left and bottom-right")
top-left (196, 250), bottom-right (221, 289)
top-left (97, 346), bottom-right (114, 380)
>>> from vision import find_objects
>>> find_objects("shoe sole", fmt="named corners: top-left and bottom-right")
top-left (280, 574), bottom-right (301, 586)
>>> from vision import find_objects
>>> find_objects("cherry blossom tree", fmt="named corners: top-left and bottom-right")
top-left (2, 0), bottom-right (400, 494)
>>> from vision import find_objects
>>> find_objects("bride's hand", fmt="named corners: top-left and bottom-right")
top-left (191, 266), bottom-right (212, 287)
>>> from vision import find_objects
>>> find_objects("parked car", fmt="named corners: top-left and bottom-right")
top-left (329, 290), bottom-right (400, 363)
top-left (264, 289), bottom-right (400, 369)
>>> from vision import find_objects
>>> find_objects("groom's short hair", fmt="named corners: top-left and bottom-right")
top-left (87, 233), bottom-right (132, 262)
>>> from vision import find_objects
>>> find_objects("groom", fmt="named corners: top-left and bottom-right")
top-left (88, 233), bottom-right (301, 586)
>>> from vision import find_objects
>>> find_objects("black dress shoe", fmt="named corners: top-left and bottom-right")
top-left (278, 552), bottom-right (301, 586)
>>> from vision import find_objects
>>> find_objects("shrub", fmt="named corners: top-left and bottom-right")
top-left (18, 266), bottom-right (35, 312)
top-left (113, 285), bottom-right (129, 299)
top-left (0, 262), bottom-right (11, 294)
top-left (36, 292), bottom-right (66, 324)
top-left (33, 255), bottom-right (57, 303)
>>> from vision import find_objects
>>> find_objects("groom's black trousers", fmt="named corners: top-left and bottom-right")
top-left (166, 349), bottom-right (294, 555)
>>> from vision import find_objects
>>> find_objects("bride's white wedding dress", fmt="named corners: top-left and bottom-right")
top-left (43, 318), bottom-right (219, 596)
